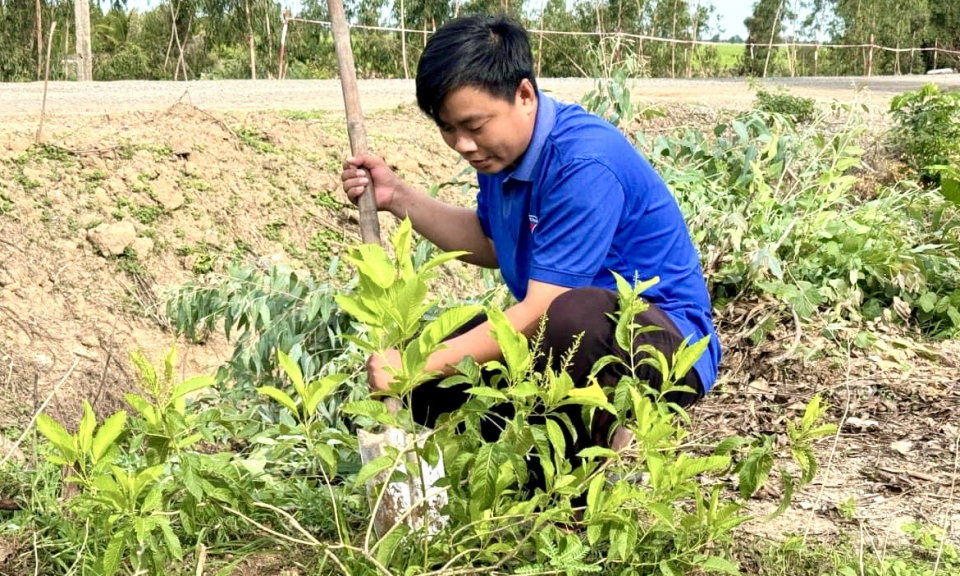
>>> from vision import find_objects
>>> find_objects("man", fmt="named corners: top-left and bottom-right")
top-left (340, 15), bottom-right (720, 454)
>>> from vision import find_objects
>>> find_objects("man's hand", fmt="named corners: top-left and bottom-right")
top-left (341, 154), bottom-right (406, 215)
top-left (366, 348), bottom-right (401, 392)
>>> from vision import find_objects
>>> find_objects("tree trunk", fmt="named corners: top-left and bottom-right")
top-left (245, 0), bottom-right (257, 79)
top-left (74, 0), bottom-right (92, 81)
top-left (670, 0), bottom-right (678, 78)
top-left (35, 0), bottom-right (43, 79)
top-left (400, 0), bottom-right (409, 79)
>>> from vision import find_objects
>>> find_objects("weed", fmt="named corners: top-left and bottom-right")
top-left (314, 190), bottom-right (344, 210)
top-left (236, 127), bottom-right (279, 154)
top-left (81, 169), bottom-right (105, 183)
top-left (115, 247), bottom-right (147, 276)
top-left (0, 192), bottom-right (13, 215)
top-left (755, 88), bottom-right (817, 123)
top-left (279, 109), bottom-right (326, 120)
top-left (131, 204), bottom-right (165, 225)
top-left (188, 178), bottom-right (211, 192)
top-left (308, 227), bottom-right (341, 259)
top-left (890, 84), bottom-right (960, 181)
top-left (13, 169), bottom-right (40, 191)
top-left (261, 220), bottom-right (284, 242)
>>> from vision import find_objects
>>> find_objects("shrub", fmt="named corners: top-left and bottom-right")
top-left (754, 88), bottom-right (817, 124)
top-left (890, 83), bottom-right (960, 180)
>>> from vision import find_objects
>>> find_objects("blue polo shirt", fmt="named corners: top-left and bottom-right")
top-left (475, 93), bottom-right (720, 391)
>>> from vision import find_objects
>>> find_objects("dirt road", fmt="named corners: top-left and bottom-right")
top-left (2, 75), bottom-right (958, 120)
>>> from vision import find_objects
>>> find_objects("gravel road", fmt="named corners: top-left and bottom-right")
top-left (1, 75), bottom-right (958, 120)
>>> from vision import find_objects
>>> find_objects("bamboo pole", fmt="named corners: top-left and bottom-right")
top-left (36, 21), bottom-right (57, 143)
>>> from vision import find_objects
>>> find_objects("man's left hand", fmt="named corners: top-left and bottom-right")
top-left (367, 348), bottom-right (401, 392)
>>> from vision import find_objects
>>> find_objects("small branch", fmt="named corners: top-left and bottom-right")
top-left (933, 430), bottom-right (960, 576)
top-left (35, 21), bottom-right (57, 143)
top-left (804, 349), bottom-right (852, 542)
top-left (770, 304), bottom-right (802, 363)
top-left (0, 359), bottom-right (78, 468)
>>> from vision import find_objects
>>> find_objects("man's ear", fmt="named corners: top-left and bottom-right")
top-left (516, 79), bottom-right (537, 109)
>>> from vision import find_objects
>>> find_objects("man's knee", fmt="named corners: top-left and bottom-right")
top-left (541, 287), bottom-right (617, 354)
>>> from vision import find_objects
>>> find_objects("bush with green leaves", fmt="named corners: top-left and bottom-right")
top-left (9, 220), bottom-right (836, 574)
top-left (246, 219), bottom-right (834, 574)
top-left (753, 88), bottom-right (818, 124)
top-left (166, 263), bottom-right (367, 417)
top-left (890, 83), bottom-right (960, 180)
top-left (644, 103), bottom-right (960, 336)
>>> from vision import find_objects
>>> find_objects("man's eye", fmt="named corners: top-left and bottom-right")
top-left (467, 124), bottom-right (483, 133)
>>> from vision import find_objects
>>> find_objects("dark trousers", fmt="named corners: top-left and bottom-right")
top-left (408, 287), bottom-right (703, 480)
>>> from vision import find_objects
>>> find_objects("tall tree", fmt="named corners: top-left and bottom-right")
top-left (75, 0), bottom-right (93, 79)
top-left (742, 0), bottom-right (792, 76)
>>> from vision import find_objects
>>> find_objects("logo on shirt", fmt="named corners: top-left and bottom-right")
top-left (528, 215), bottom-right (538, 233)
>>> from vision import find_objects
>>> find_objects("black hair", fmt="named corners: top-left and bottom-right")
top-left (416, 15), bottom-right (538, 124)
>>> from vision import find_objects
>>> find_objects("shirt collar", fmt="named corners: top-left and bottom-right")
top-left (506, 91), bottom-right (556, 183)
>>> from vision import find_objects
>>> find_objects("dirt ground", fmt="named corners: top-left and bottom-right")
top-left (0, 78), bottom-right (958, 570)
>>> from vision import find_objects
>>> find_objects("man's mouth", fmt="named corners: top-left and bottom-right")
top-left (468, 157), bottom-right (491, 168)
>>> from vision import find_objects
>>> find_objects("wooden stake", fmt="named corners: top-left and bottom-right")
top-left (35, 0), bottom-right (42, 79)
top-left (326, 0), bottom-right (379, 244)
top-left (36, 21), bottom-right (57, 144)
top-left (400, 0), bottom-right (409, 79)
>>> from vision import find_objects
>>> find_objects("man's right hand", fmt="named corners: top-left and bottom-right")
top-left (341, 154), bottom-right (403, 214)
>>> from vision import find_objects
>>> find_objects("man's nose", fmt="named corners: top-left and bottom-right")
top-left (454, 133), bottom-right (478, 154)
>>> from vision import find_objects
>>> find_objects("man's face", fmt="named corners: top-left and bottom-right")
top-left (436, 79), bottom-right (538, 175)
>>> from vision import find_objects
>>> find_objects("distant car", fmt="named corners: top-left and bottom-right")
top-left (926, 68), bottom-right (956, 75)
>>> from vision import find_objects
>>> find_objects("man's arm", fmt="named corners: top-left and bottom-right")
top-left (389, 183), bottom-right (498, 269)
top-left (368, 280), bottom-right (570, 390)
top-left (342, 154), bottom-right (497, 268)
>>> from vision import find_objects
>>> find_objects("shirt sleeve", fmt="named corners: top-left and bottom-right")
top-left (529, 159), bottom-right (625, 288)
top-left (475, 174), bottom-right (493, 238)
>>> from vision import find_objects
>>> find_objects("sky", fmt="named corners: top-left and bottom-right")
top-left (121, 0), bottom-right (755, 39)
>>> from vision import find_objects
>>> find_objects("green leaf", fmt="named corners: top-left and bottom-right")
top-left (420, 250), bottom-right (471, 274)
top-left (418, 305), bottom-right (484, 349)
top-left (304, 374), bottom-right (347, 417)
top-left (170, 376), bottom-right (215, 402)
top-left (545, 419), bottom-right (566, 460)
top-left (739, 446), bottom-right (774, 499)
top-left (463, 386), bottom-right (508, 401)
top-left (941, 176), bottom-right (960, 206)
top-left (375, 523), bottom-right (408, 567)
top-left (659, 559), bottom-right (680, 576)
top-left (577, 446), bottom-right (619, 460)
top-left (487, 307), bottom-right (529, 383)
top-left (102, 533), bottom-right (125, 576)
top-left (346, 244), bottom-right (395, 288)
top-left (141, 485), bottom-right (163, 512)
top-left (36, 414), bottom-right (76, 462)
top-left (646, 502), bottom-right (675, 528)
top-left (341, 400), bottom-right (388, 420)
top-left (714, 436), bottom-right (747, 456)
top-left (471, 444), bottom-right (501, 510)
top-left (160, 519), bottom-right (184, 560)
top-left (334, 294), bottom-right (381, 326)
top-left (355, 454), bottom-right (394, 486)
top-left (256, 386), bottom-right (298, 415)
top-left (277, 350), bottom-right (306, 399)
top-left (77, 400), bottom-right (96, 455)
top-left (767, 468), bottom-right (795, 520)
top-left (700, 556), bottom-right (741, 575)
top-left (91, 411), bottom-right (127, 462)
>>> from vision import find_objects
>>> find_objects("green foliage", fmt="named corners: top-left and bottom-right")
top-left (646, 103), bottom-right (960, 336)
top-left (890, 84), bottom-right (960, 182)
top-left (167, 263), bottom-right (363, 422)
top-left (755, 88), bottom-right (817, 124)
top-left (10, 215), bottom-right (837, 574)
top-left (28, 347), bottom-right (262, 575)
